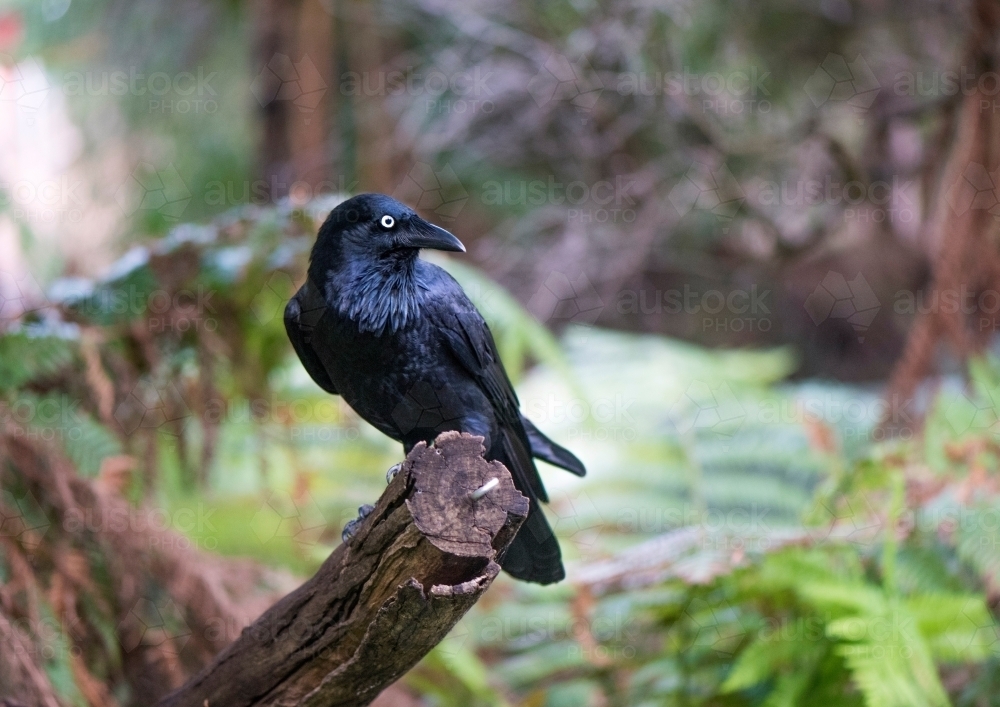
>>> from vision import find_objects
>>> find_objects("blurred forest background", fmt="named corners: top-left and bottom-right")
top-left (5, 0), bottom-right (1000, 705)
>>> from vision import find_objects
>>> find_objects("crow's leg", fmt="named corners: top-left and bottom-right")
top-left (343, 461), bottom-right (403, 543)
top-left (341, 503), bottom-right (375, 542)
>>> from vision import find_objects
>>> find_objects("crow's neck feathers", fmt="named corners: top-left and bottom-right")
top-left (314, 251), bottom-right (429, 336)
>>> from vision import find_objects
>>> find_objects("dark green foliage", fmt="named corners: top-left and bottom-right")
top-left (0, 332), bottom-right (75, 393)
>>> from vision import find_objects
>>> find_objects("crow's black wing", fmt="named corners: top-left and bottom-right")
top-left (432, 298), bottom-right (549, 503)
top-left (433, 298), bottom-right (567, 582)
top-left (430, 283), bottom-right (567, 583)
top-left (284, 280), bottom-right (338, 395)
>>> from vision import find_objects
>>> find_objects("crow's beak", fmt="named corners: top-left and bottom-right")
top-left (407, 217), bottom-right (466, 253)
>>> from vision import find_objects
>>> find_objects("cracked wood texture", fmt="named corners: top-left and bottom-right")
top-left (156, 432), bottom-right (528, 707)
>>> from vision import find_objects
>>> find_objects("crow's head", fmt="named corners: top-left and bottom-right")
top-left (308, 194), bottom-right (467, 334)
top-left (314, 193), bottom-right (465, 265)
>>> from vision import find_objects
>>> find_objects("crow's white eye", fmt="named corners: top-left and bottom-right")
top-left (380, 215), bottom-right (395, 229)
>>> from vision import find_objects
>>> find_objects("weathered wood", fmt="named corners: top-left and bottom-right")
top-left (156, 432), bottom-right (528, 707)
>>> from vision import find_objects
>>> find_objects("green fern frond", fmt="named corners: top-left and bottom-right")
top-left (62, 414), bottom-right (123, 478)
top-left (896, 546), bottom-right (963, 595)
top-left (723, 632), bottom-right (824, 693)
top-left (0, 333), bottom-right (75, 392)
top-left (10, 393), bottom-right (121, 477)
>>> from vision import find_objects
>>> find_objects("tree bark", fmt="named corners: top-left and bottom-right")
top-left (156, 432), bottom-right (528, 707)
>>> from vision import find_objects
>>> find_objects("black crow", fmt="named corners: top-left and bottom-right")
top-left (284, 193), bottom-right (586, 584)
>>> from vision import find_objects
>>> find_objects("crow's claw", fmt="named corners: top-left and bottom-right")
top-left (341, 503), bottom-right (376, 543)
top-left (385, 463), bottom-right (403, 484)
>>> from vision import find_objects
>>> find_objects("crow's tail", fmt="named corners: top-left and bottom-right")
top-left (521, 415), bottom-right (586, 477)
top-left (492, 426), bottom-right (565, 584)
top-left (499, 500), bottom-right (565, 584)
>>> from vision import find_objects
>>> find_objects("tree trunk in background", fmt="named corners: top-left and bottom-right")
top-left (292, 0), bottom-right (336, 191)
top-left (344, 0), bottom-right (394, 193)
top-left (255, 0), bottom-right (390, 197)
top-left (253, 0), bottom-right (304, 199)
top-left (885, 0), bottom-right (1000, 413)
